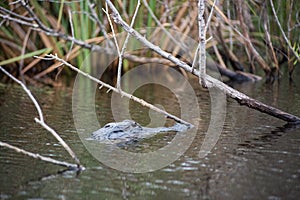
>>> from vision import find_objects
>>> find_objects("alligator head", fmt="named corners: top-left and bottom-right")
top-left (90, 119), bottom-right (190, 143)
top-left (91, 120), bottom-right (143, 141)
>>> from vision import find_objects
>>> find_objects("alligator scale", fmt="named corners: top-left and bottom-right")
top-left (90, 120), bottom-right (190, 142)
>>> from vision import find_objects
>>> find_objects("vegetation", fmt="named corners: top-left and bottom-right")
top-left (0, 0), bottom-right (300, 84)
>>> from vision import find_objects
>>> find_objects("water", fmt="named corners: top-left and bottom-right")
top-left (0, 73), bottom-right (300, 199)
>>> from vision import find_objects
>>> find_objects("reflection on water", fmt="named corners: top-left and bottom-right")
top-left (0, 73), bottom-right (300, 199)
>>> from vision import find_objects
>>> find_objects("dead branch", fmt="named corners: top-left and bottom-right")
top-left (104, 0), bottom-right (140, 91)
top-left (105, 0), bottom-right (300, 124)
top-left (46, 54), bottom-right (193, 127)
top-left (0, 66), bottom-right (83, 169)
top-left (0, 141), bottom-right (81, 170)
top-left (197, 0), bottom-right (208, 88)
top-left (103, 3), bottom-right (122, 90)
top-left (88, 0), bottom-right (111, 43)
top-left (2, 1), bottom-right (299, 125)
top-left (196, 0), bottom-right (216, 88)
top-left (141, 0), bottom-right (190, 58)
top-left (0, 13), bottom-right (38, 28)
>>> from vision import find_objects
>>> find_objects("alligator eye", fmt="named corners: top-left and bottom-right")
top-left (104, 124), bottom-right (111, 128)
top-left (112, 130), bottom-right (123, 133)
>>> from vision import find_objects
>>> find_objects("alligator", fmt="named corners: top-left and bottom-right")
top-left (90, 119), bottom-right (190, 143)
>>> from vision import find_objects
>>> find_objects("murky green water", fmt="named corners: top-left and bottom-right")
top-left (1, 72), bottom-right (300, 199)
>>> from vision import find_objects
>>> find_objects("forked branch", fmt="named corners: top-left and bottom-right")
top-left (0, 66), bottom-right (83, 170)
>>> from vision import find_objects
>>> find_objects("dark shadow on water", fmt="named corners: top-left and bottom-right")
top-left (237, 122), bottom-right (300, 153)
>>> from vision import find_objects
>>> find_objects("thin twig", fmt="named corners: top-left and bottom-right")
top-left (103, 2), bottom-right (121, 55)
top-left (19, 28), bottom-right (32, 83)
top-left (117, 0), bottom-right (140, 91)
top-left (66, 8), bottom-right (75, 60)
top-left (204, 0), bottom-right (217, 34)
top-left (141, 0), bottom-right (191, 58)
top-left (191, 44), bottom-right (199, 72)
top-left (103, 1), bottom-right (140, 91)
top-left (1, 66), bottom-right (44, 121)
top-left (88, 0), bottom-right (112, 45)
top-left (103, 2), bottom-right (121, 91)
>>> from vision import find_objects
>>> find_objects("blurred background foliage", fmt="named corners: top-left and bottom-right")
top-left (0, 0), bottom-right (299, 84)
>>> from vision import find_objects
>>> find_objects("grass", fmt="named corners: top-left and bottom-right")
top-left (0, 0), bottom-right (299, 80)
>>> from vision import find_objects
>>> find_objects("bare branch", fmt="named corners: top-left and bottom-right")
top-left (103, 3), bottom-right (122, 90)
top-left (0, 6), bottom-right (34, 21)
top-left (0, 66), bottom-right (82, 168)
top-left (197, 0), bottom-right (208, 88)
top-left (0, 13), bottom-right (38, 28)
top-left (88, 0), bottom-right (111, 42)
top-left (117, 0), bottom-right (140, 91)
top-left (0, 141), bottom-right (82, 170)
top-left (1, 66), bottom-right (44, 121)
top-left (141, 0), bottom-right (190, 57)
top-left (46, 54), bottom-right (193, 127)
top-left (204, 0), bottom-right (217, 34)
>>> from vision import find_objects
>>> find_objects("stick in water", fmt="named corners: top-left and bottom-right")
top-left (0, 66), bottom-right (83, 169)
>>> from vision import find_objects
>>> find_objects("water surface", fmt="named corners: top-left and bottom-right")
top-left (0, 73), bottom-right (300, 199)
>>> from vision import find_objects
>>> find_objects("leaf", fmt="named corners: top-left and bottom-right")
top-left (0, 48), bottom-right (52, 66)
